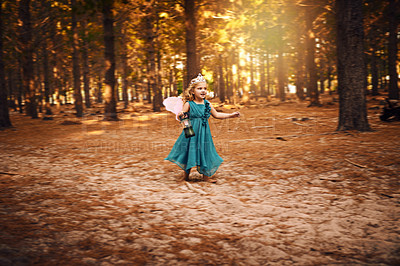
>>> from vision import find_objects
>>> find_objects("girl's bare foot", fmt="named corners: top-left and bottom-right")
top-left (203, 175), bottom-right (217, 183)
top-left (183, 169), bottom-right (191, 181)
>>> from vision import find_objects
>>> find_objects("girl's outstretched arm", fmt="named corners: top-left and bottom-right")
top-left (210, 104), bottom-right (240, 119)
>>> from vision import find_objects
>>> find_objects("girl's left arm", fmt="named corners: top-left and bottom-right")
top-left (210, 104), bottom-right (240, 119)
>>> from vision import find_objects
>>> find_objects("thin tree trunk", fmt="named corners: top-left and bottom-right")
top-left (42, 42), bottom-right (52, 115)
top-left (266, 51), bottom-right (271, 97)
top-left (41, 0), bottom-right (52, 115)
top-left (121, 48), bottom-right (129, 109)
top-left (218, 54), bottom-right (225, 103)
top-left (19, 0), bottom-right (37, 118)
top-left (305, 11), bottom-right (320, 106)
top-left (36, 65), bottom-right (43, 114)
top-left (102, 0), bottom-right (118, 120)
top-left (319, 76), bottom-right (325, 94)
top-left (50, 12), bottom-right (61, 109)
top-left (250, 52), bottom-right (255, 96)
top-left (184, 0), bottom-right (199, 87)
top-left (387, 0), bottom-right (399, 99)
top-left (213, 69), bottom-right (218, 98)
top-left (97, 76), bottom-right (103, 103)
top-left (277, 48), bottom-right (285, 102)
top-left (119, 24), bottom-right (129, 109)
top-left (171, 61), bottom-right (177, 96)
top-left (319, 60), bottom-right (325, 94)
top-left (237, 50), bottom-right (241, 97)
top-left (225, 55), bottom-right (233, 101)
top-left (153, 22), bottom-right (162, 112)
top-left (327, 64), bottom-right (333, 95)
top-left (232, 53), bottom-right (238, 104)
top-left (16, 59), bottom-right (23, 113)
top-left (0, 0), bottom-right (11, 127)
top-left (260, 53), bottom-right (266, 97)
top-left (81, 20), bottom-right (91, 108)
top-left (296, 69), bottom-right (305, 101)
top-left (7, 70), bottom-right (16, 111)
top-left (336, 0), bottom-right (371, 131)
top-left (296, 44), bottom-right (305, 101)
top-left (117, 17), bottom-right (129, 109)
top-left (371, 47), bottom-right (379, 96)
top-left (71, 0), bottom-right (83, 117)
top-left (380, 59), bottom-right (387, 91)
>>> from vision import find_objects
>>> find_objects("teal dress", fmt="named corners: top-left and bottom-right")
top-left (165, 100), bottom-right (223, 176)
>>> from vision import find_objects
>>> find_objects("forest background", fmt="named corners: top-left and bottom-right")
top-left (0, 0), bottom-right (399, 264)
top-left (0, 0), bottom-right (399, 130)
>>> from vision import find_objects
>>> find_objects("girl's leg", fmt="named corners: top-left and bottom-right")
top-left (184, 168), bottom-right (191, 181)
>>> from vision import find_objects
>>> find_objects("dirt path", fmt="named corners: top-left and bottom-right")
top-left (0, 100), bottom-right (399, 265)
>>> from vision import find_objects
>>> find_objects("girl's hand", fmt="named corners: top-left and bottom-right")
top-left (178, 111), bottom-right (185, 118)
top-left (231, 111), bottom-right (240, 118)
top-left (178, 111), bottom-right (188, 120)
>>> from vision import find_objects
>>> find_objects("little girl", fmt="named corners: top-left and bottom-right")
top-left (165, 73), bottom-right (240, 183)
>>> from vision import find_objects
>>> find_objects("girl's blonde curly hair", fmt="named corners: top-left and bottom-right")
top-left (182, 83), bottom-right (197, 102)
top-left (182, 76), bottom-right (207, 103)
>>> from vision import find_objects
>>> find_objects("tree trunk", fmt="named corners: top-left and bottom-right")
top-left (81, 20), bottom-right (91, 108)
top-left (250, 52), bottom-right (255, 95)
top-left (277, 48), bottom-right (285, 102)
top-left (295, 69), bottom-right (305, 101)
top-left (16, 59), bottom-right (23, 113)
top-left (119, 23), bottom-right (129, 109)
top-left (260, 53), bottom-right (266, 97)
top-left (50, 11), bottom-right (61, 109)
top-left (266, 51), bottom-right (271, 96)
top-left (218, 55), bottom-right (225, 103)
top-left (102, 0), bottom-right (118, 120)
top-left (327, 64), bottom-right (333, 95)
top-left (143, 7), bottom-right (162, 112)
top-left (0, 0), bottom-right (11, 127)
top-left (36, 67), bottom-right (43, 114)
top-left (7, 70), bottom-right (17, 111)
top-left (213, 69), bottom-right (218, 98)
top-left (71, 0), bottom-right (83, 117)
top-left (97, 76), bottom-right (103, 103)
top-left (387, 0), bottom-right (399, 99)
top-left (319, 75), bottom-right (325, 94)
top-left (168, 68), bottom-right (172, 97)
top-left (236, 50), bottom-right (242, 97)
top-left (42, 41), bottom-right (52, 115)
top-left (19, 0), bottom-right (37, 118)
top-left (371, 48), bottom-right (379, 96)
top-left (225, 55), bottom-right (233, 101)
top-left (121, 47), bottom-right (129, 109)
top-left (336, 0), bottom-right (371, 131)
top-left (184, 0), bottom-right (199, 87)
top-left (171, 61), bottom-right (177, 96)
top-left (305, 11), bottom-right (320, 106)
top-left (296, 44), bottom-right (305, 101)
top-left (319, 59), bottom-right (325, 94)
top-left (152, 19), bottom-right (162, 112)
top-left (146, 64), bottom-right (152, 103)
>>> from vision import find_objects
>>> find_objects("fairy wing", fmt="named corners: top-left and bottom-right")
top-left (163, 97), bottom-right (183, 120)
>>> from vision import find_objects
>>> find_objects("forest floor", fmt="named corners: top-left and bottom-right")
top-left (0, 94), bottom-right (399, 265)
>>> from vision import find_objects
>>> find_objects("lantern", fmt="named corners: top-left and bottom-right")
top-left (179, 112), bottom-right (195, 138)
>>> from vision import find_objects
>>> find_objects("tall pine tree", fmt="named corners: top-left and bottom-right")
top-left (102, 0), bottom-right (118, 121)
top-left (0, 0), bottom-right (11, 127)
top-left (336, 0), bottom-right (371, 131)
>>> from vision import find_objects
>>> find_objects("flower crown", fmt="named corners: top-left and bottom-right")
top-left (190, 73), bottom-right (206, 85)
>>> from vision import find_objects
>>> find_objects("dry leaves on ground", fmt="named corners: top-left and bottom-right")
top-left (0, 96), bottom-right (399, 265)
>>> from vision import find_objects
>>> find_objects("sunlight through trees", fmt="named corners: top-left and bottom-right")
top-left (0, 0), bottom-right (398, 130)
